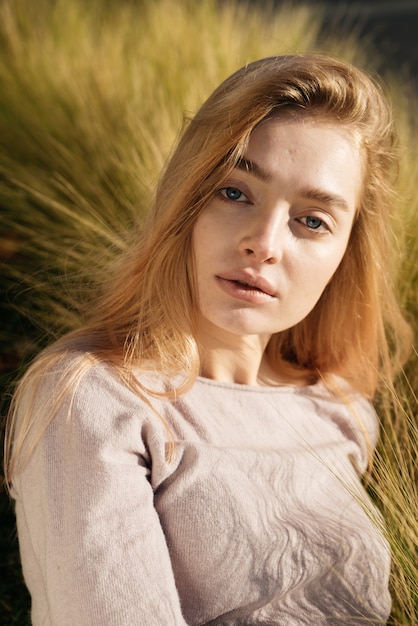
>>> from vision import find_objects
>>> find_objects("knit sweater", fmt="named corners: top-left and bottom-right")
top-left (14, 360), bottom-right (391, 625)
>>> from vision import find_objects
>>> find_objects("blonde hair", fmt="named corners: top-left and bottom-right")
top-left (4, 54), bottom-right (412, 483)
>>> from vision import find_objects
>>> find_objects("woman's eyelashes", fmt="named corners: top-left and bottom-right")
top-left (218, 186), bottom-right (251, 203)
top-left (297, 215), bottom-right (330, 233)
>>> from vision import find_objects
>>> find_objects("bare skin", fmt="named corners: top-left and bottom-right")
top-left (192, 116), bottom-right (362, 385)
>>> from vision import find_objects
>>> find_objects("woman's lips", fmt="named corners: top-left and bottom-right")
top-left (218, 271), bottom-right (277, 296)
top-left (216, 272), bottom-right (277, 303)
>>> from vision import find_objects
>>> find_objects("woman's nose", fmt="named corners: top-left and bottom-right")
top-left (238, 209), bottom-right (285, 264)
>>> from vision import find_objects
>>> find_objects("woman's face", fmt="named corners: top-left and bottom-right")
top-left (192, 116), bottom-right (362, 344)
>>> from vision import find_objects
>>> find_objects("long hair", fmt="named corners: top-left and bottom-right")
top-left (4, 54), bottom-right (412, 483)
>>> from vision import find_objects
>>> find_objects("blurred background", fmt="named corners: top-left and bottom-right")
top-left (303, 0), bottom-right (418, 82)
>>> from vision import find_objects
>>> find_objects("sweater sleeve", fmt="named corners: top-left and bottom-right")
top-left (14, 362), bottom-right (188, 626)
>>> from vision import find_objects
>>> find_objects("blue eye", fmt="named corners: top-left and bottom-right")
top-left (304, 216), bottom-right (324, 230)
top-left (219, 187), bottom-right (248, 202)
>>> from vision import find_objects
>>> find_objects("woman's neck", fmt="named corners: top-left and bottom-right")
top-left (195, 321), bottom-right (313, 387)
top-left (196, 322), bottom-right (272, 386)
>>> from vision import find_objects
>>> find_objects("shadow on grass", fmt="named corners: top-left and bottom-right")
top-left (0, 313), bottom-right (33, 625)
top-left (0, 486), bottom-right (31, 625)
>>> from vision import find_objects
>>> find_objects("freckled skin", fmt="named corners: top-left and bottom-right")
top-left (192, 118), bottom-right (362, 351)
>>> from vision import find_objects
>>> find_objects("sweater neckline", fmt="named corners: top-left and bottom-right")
top-left (195, 375), bottom-right (316, 394)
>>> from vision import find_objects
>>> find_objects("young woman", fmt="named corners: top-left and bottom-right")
top-left (5, 55), bottom-right (412, 625)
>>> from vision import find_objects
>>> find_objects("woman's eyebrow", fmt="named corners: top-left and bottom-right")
top-left (235, 158), bottom-right (350, 212)
top-left (300, 187), bottom-right (350, 212)
top-left (235, 157), bottom-right (272, 181)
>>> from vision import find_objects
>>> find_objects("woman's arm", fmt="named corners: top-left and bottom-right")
top-left (14, 363), bottom-right (188, 626)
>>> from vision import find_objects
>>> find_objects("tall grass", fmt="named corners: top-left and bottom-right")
top-left (0, 0), bottom-right (416, 623)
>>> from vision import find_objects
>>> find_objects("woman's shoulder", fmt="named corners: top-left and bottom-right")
top-left (299, 375), bottom-right (378, 427)
top-left (22, 349), bottom-right (167, 433)
top-left (297, 375), bottom-right (380, 471)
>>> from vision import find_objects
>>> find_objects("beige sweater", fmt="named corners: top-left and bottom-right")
top-left (14, 360), bottom-right (391, 625)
